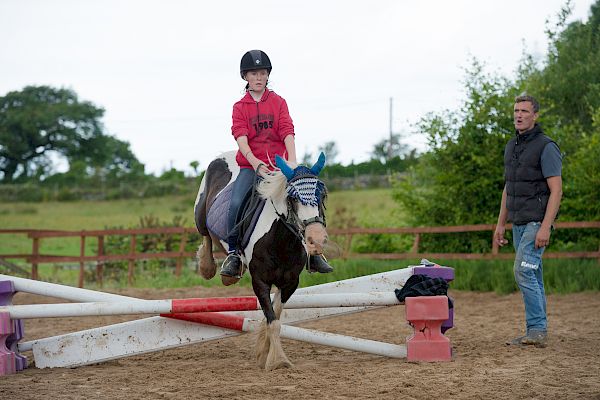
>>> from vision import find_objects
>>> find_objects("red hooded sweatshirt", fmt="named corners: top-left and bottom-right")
top-left (231, 89), bottom-right (294, 169)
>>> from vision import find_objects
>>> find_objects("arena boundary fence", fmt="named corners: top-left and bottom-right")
top-left (0, 221), bottom-right (598, 288)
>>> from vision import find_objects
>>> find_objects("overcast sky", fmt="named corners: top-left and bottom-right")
top-left (0, 0), bottom-right (594, 174)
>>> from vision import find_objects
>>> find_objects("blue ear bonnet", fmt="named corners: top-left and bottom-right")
top-left (275, 152), bottom-right (327, 207)
top-left (286, 173), bottom-right (326, 207)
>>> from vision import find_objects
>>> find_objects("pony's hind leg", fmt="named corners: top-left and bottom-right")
top-left (197, 235), bottom-right (217, 279)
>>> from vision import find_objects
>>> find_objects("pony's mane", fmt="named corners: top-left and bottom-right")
top-left (257, 170), bottom-right (288, 201)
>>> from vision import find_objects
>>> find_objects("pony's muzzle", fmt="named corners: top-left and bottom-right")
top-left (305, 223), bottom-right (328, 255)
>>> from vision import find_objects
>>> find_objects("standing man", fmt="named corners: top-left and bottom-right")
top-left (494, 94), bottom-right (562, 348)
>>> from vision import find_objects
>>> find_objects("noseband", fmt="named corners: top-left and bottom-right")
top-left (271, 197), bottom-right (326, 240)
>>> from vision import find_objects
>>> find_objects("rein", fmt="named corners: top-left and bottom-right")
top-left (270, 197), bottom-right (326, 272)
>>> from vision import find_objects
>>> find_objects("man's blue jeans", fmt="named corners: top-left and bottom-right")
top-left (512, 222), bottom-right (547, 334)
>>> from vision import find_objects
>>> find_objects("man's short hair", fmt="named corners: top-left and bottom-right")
top-left (515, 94), bottom-right (540, 113)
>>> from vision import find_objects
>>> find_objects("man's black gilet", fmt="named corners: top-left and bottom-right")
top-left (504, 124), bottom-right (554, 225)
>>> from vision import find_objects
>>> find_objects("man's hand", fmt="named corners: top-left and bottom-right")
top-left (494, 225), bottom-right (509, 247)
top-left (535, 225), bottom-right (551, 248)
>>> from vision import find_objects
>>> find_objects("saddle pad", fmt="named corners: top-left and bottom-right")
top-left (206, 183), bottom-right (267, 250)
top-left (206, 184), bottom-right (233, 241)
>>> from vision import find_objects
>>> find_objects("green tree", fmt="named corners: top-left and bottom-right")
top-left (0, 85), bottom-right (142, 183)
top-left (189, 161), bottom-right (200, 176)
top-left (391, 1), bottom-right (600, 253)
top-left (523, 0), bottom-right (600, 221)
top-left (371, 133), bottom-right (410, 163)
top-left (393, 60), bottom-right (521, 227)
top-left (526, 1), bottom-right (600, 139)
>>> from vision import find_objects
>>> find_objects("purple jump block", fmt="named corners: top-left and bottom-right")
top-left (412, 266), bottom-right (454, 282)
top-left (0, 279), bottom-right (28, 371)
top-left (441, 306), bottom-right (454, 334)
top-left (0, 280), bottom-right (15, 306)
top-left (0, 311), bottom-right (17, 376)
top-left (412, 266), bottom-right (455, 332)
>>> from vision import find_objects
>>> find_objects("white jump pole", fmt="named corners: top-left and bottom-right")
top-left (0, 274), bottom-right (142, 303)
top-left (168, 311), bottom-right (407, 359)
top-left (1, 292), bottom-right (401, 319)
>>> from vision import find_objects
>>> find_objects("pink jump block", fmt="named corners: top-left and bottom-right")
top-left (405, 296), bottom-right (452, 362)
top-left (0, 311), bottom-right (17, 376)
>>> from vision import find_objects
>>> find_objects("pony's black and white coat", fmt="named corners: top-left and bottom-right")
top-left (194, 151), bottom-right (328, 370)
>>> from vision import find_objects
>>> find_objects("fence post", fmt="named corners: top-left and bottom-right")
top-left (31, 237), bottom-right (40, 280)
top-left (96, 236), bottom-right (104, 287)
top-left (411, 233), bottom-right (421, 254)
top-left (343, 233), bottom-right (354, 259)
top-left (176, 231), bottom-right (187, 277)
top-left (78, 234), bottom-right (86, 288)
top-left (491, 225), bottom-right (499, 255)
top-left (128, 235), bottom-right (136, 286)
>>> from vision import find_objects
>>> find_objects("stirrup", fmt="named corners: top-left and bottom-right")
top-left (220, 253), bottom-right (242, 278)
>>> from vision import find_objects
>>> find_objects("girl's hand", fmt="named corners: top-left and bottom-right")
top-left (255, 163), bottom-right (270, 177)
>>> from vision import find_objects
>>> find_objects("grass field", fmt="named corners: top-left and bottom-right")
top-left (0, 188), bottom-right (401, 254)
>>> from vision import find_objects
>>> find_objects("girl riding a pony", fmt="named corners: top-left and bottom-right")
top-left (220, 49), bottom-right (333, 279)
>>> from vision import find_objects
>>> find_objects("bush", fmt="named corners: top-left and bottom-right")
top-left (100, 214), bottom-right (200, 283)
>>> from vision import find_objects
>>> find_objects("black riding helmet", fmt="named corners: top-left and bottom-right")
top-left (240, 50), bottom-right (272, 78)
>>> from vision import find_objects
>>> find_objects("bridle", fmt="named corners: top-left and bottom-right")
top-left (270, 176), bottom-right (327, 270)
top-left (270, 196), bottom-right (326, 241)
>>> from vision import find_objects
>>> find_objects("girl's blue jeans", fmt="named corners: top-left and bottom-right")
top-left (226, 168), bottom-right (256, 251)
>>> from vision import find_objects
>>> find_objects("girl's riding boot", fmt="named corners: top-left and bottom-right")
top-left (309, 254), bottom-right (333, 273)
top-left (221, 253), bottom-right (243, 278)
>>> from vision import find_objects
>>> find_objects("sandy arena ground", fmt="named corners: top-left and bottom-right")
top-left (1, 286), bottom-right (599, 400)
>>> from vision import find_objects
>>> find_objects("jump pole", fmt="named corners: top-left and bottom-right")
top-left (167, 311), bottom-right (406, 359)
top-left (0, 274), bottom-right (143, 303)
top-left (1, 292), bottom-right (401, 319)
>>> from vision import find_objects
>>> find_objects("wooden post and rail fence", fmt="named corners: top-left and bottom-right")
top-left (0, 221), bottom-right (598, 288)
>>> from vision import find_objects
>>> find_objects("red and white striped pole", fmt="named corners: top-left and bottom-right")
top-left (1, 292), bottom-right (400, 319)
top-left (167, 311), bottom-right (407, 359)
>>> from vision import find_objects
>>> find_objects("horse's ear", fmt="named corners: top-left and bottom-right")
top-left (310, 152), bottom-right (326, 176)
top-left (276, 155), bottom-right (295, 180)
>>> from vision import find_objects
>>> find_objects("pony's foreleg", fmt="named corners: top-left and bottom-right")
top-left (197, 235), bottom-right (217, 279)
top-left (272, 289), bottom-right (283, 320)
top-left (264, 319), bottom-right (292, 371)
top-left (254, 286), bottom-right (292, 370)
top-left (256, 289), bottom-right (288, 370)
top-left (262, 284), bottom-right (300, 370)
top-left (255, 319), bottom-right (270, 369)
top-left (254, 282), bottom-right (275, 369)
top-left (266, 289), bottom-right (292, 371)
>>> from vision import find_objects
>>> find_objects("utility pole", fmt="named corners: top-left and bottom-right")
top-left (388, 97), bottom-right (393, 161)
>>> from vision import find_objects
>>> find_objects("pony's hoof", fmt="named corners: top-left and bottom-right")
top-left (265, 358), bottom-right (293, 371)
top-left (221, 275), bottom-right (241, 286)
top-left (197, 246), bottom-right (217, 279)
top-left (199, 264), bottom-right (217, 279)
